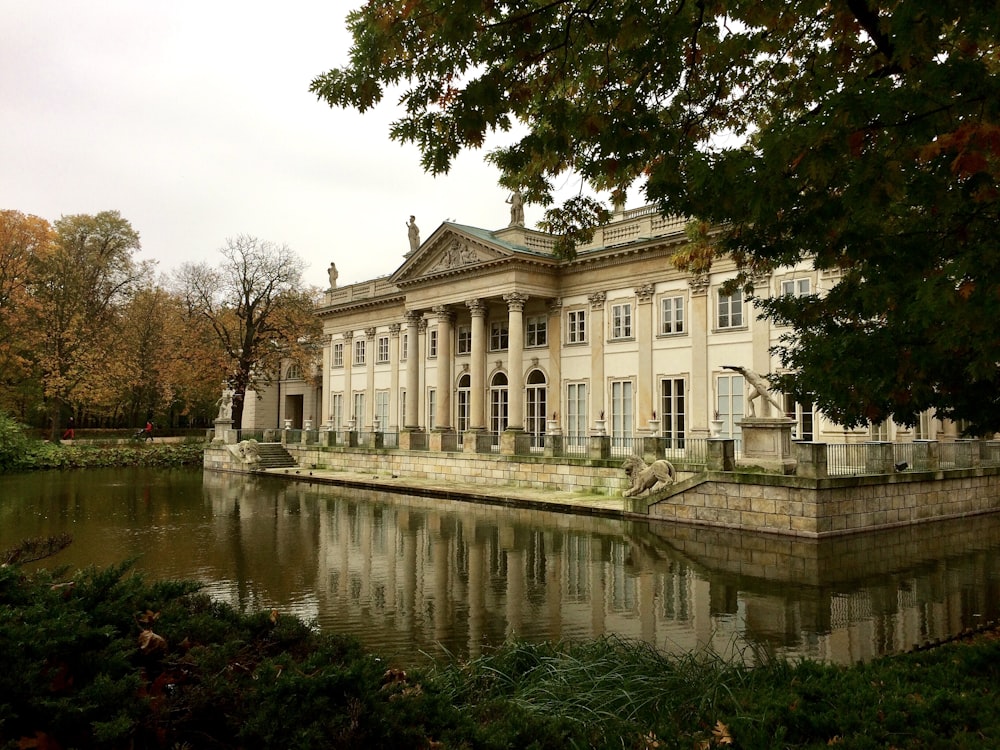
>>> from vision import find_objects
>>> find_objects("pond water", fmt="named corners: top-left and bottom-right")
top-left (3, 467), bottom-right (1000, 666)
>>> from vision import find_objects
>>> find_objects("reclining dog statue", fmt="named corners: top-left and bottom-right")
top-left (621, 455), bottom-right (676, 497)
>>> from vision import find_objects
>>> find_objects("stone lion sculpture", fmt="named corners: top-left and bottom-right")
top-left (621, 455), bottom-right (676, 497)
top-left (229, 439), bottom-right (261, 465)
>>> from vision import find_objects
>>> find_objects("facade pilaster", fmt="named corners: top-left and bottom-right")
top-left (342, 330), bottom-right (354, 425)
top-left (432, 306), bottom-right (454, 430)
top-left (688, 273), bottom-right (709, 437)
top-left (635, 283), bottom-right (655, 426)
top-left (504, 293), bottom-right (528, 431)
top-left (467, 299), bottom-right (487, 430)
top-left (365, 327), bottom-right (376, 429)
top-left (588, 291), bottom-right (606, 426)
top-left (404, 311), bottom-right (421, 429)
top-left (388, 322), bottom-right (400, 430)
top-left (752, 274), bottom-right (772, 379)
top-left (546, 298), bottom-right (562, 421)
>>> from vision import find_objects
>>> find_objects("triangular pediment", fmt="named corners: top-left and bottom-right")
top-left (392, 226), bottom-right (512, 284)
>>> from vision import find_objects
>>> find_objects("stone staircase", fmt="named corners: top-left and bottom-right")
top-left (254, 443), bottom-right (298, 470)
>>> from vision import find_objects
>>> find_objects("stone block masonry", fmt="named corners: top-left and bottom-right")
top-left (283, 445), bottom-right (630, 495)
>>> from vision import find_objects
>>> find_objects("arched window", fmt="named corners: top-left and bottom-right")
top-left (490, 372), bottom-right (508, 436)
top-left (285, 364), bottom-right (303, 380)
top-left (457, 373), bottom-right (471, 432)
top-left (525, 369), bottom-right (547, 445)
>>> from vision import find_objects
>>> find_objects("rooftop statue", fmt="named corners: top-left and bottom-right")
top-left (406, 215), bottom-right (420, 255)
top-left (722, 365), bottom-right (783, 417)
top-left (506, 189), bottom-right (524, 227)
top-left (327, 262), bottom-right (338, 289)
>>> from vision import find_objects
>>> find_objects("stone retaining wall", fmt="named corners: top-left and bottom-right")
top-left (648, 468), bottom-right (1000, 537)
top-left (206, 443), bottom-right (633, 495)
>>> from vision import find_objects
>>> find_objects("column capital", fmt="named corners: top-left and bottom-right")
top-left (404, 309), bottom-right (423, 326)
top-left (364, 326), bottom-right (377, 340)
top-left (635, 283), bottom-right (655, 303)
top-left (466, 298), bottom-right (487, 317)
top-left (388, 322), bottom-right (401, 336)
top-left (432, 305), bottom-right (455, 323)
top-left (688, 273), bottom-right (709, 296)
top-left (547, 297), bottom-right (563, 315)
top-left (418, 318), bottom-right (428, 333)
top-left (588, 291), bottom-right (606, 309)
top-left (342, 330), bottom-right (354, 342)
top-left (503, 292), bottom-right (528, 311)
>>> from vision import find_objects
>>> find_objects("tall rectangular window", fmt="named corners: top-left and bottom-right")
top-left (376, 336), bottom-right (390, 363)
top-left (611, 380), bottom-right (634, 440)
top-left (375, 391), bottom-right (389, 431)
top-left (490, 321), bottom-right (509, 351)
top-left (456, 325), bottom-right (472, 355)
top-left (783, 393), bottom-right (814, 441)
top-left (352, 392), bottom-right (365, 425)
top-left (717, 288), bottom-right (744, 329)
top-left (331, 393), bottom-right (343, 429)
top-left (332, 342), bottom-right (344, 368)
top-left (660, 296), bottom-right (685, 335)
top-left (400, 389), bottom-right (407, 427)
top-left (526, 315), bottom-right (547, 347)
top-left (428, 329), bottom-right (438, 358)
top-left (567, 309), bottom-right (586, 343)
top-left (660, 378), bottom-right (686, 448)
top-left (400, 333), bottom-right (408, 360)
top-left (428, 390), bottom-right (436, 430)
top-left (716, 374), bottom-right (744, 439)
top-left (353, 339), bottom-right (366, 365)
top-left (611, 303), bottom-right (632, 339)
top-left (566, 383), bottom-right (588, 449)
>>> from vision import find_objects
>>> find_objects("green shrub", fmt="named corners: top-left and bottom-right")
top-left (0, 412), bottom-right (30, 472)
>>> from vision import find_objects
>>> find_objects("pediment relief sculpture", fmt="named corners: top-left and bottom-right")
top-left (430, 238), bottom-right (486, 272)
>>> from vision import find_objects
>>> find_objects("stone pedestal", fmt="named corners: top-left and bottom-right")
top-left (213, 419), bottom-right (235, 444)
top-left (707, 438), bottom-right (736, 471)
top-left (544, 434), bottom-right (564, 457)
top-left (399, 429), bottom-right (426, 450)
top-left (737, 417), bottom-right (797, 474)
top-left (641, 436), bottom-right (664, 463)
top-left (588, 435), bottom-right (611, 460)
top-left (499, 429), bottom-right (522, 456)
top-left (429, 429), bottom-right (458, 452)
top-left (912, 440), bottom-right (939, 471)
top-left (794, 442), bottom-right (828, 479)
top-left (463, 429), bottom-right (493, 454)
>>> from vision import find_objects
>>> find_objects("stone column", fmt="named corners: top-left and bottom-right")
top-left (635, 283), bottom-right (655, 426)
top-left (364, 326), bottom-right (376, 429)
top-left (321, 333), bottom-right (332, 427)
top-left (342, 331), bottom-right (354, 425)
top-left (588, 292), bottom-right (606, 427)
top-left (688, 274), bottom-right (709, 437)
top-left (403, 312), bottom-right (421, 429)
top-left (467, 299), bottom-right (487, 430)
top-left (432, 306), bottom-right (454, 430)
top-left (504, 293), bottom-right (527, 431)
top-left (388, 322), bottom-right (401, 430)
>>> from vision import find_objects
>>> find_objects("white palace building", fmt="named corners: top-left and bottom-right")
top-left (251, 201), bottom-right (959, 448)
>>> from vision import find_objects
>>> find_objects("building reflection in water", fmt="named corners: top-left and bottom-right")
top-left (196, 472), bottom-right (1000, 666)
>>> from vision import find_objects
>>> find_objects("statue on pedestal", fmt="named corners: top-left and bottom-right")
top-left (327, 262), bottom-right (338, 289)
top-left (722, 365), bottom-right (783, 418)
top-left (506, 189), bottom-right (524, 227)
top-left (406, 216), bottom-right (420, 255)
top-left (216, 386), bottom-right (234, 421)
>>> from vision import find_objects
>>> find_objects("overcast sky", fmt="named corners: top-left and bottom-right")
top-left (1, 1), bottom-right (599, 289)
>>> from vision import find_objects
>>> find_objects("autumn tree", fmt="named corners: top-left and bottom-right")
top-left (30, 211), bottom-right (150, 438)
top-left (314, 1), bottom-right (1000, 433)
top-left (0, 210), bottom-right (52, 417)
top-left (176, 236), bottom-right (322, 430)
